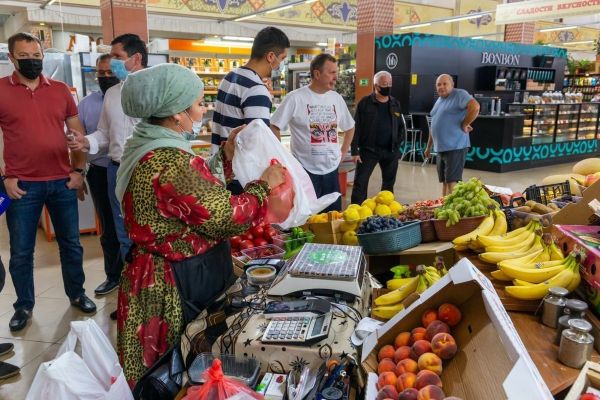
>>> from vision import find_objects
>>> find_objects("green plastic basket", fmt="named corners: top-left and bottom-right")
top-left (357, 220), bottom-right (422, 255)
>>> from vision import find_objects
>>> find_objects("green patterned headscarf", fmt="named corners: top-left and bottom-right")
top-left (116, 63), bottom-right (204, 209)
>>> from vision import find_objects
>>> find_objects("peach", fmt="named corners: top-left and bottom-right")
top-left (410, 327), bottom-right (427, 345)
top-left (395, 332), bottom-right (412, 348)
top-left (379, 345), bottom-right (397, 361)
top-left (431, 333), bottom-right (458, 360)
top-left (415, 370), bottom-right (443, 390)
top-left (377, 371), bottom-right (398, 389)
top-left (426, 320), bottom-right (450, 341)
top-left (398, 388), bottom-right (419, 400)
top-left (417, 385), bottom-right (445, 400)
top-left (378, 358), bottom-right (398, 374)
top-left (395, 358), bottom-right (419, 376)
top-left (396, 372), bottom-right (417, 391)
top-left (438, 303), bottom-right (462, 327)
top-left (418, 353), bottom-right (443, 375)
top-left (376, 384), bottom-right (399, 400)
top-left (410, 340), bottom-right (433, 361)
top-left (394, 346), bottom-right (412, 363)
top-left (421, 309), bottom-right (438, 328)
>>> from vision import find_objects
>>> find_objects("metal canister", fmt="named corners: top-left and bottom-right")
top-left (558, 318), bottom-right (594, 369)
top-left (541, 287), bottom-right (568, 328)
top-left (555, 299), bottom-right (588, 344)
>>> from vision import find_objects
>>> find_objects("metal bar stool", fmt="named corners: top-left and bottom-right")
top-left (422, 115), bottom-right (437, 166)
top-left (400, 114), bottom-right (422, 163)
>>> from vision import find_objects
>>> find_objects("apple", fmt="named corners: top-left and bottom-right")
top-left (230, 236), bottom-right (242, 248)
top-left (250, 225), bottom-right (265, 238)
top-left (239, 240), bottom-right (254, 250)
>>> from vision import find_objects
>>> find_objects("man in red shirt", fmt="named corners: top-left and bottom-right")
top-left (0, 32), bottom-right (96, 332)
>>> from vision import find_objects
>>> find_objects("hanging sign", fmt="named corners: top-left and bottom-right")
top-left (496, 0), bottom-right (600, 25)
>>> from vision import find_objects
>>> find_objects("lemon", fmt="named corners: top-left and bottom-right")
top-left (358, 205), bottom-right (373, 219)
top-left (347, 203), bottom-right (361, 211)
top-left (340, 221), bottom-right (358, 232)
top-left (342, 230), bottom-right (359, 246)
top-left (389, 201), bottom-right (403, 214)
top-left (376, 191), bottom-right (395, 205)
top-left (375, 204), bottom-right (392, 216)
top-left (343, 208), bottom-right (360, 222)
top-left (362, 198), bottom-right (377, 211)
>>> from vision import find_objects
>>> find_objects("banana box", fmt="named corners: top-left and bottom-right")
top-left (552, 225), bottom-right (600, 316)
top-left (362, 258), bottom-right (553, 400)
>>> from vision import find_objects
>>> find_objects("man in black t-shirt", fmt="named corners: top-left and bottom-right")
top-left (350, 71), bottom-right (404, 204)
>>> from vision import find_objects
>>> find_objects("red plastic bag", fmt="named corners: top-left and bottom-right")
top-left (182, 359), bottom-right (263, 400)
top-left (265, 159), bottom-right (295, 224)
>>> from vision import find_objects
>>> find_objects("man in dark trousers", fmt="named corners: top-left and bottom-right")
top-left (0, 256), bottom-right (20, 379)
top-left (350, 71), bottom-right (404, 205)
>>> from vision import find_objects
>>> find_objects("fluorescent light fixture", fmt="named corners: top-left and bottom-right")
top-left (316, 42), bottom-right (328, 46)
top-left (305, 0), bottom-right (317, 3)
top-left (223, 36), bottom-right (254, 42)
top-left (39, 22), bottom-right (46, 26)
top-left (40, 0), bottom-right (58, 8)
top-left (266, 4), bottom-right (293, 13)
top-left (444, 13), bottom-right (489, 23)
top-left (471, 36), bottom-right (483, 39)
top-left (561, 40), bottom-right (594, 45)
top-left (199, 40), bottom-right (253, 48)
top-left (539, 25), bottom-right (578, 32)
top-left (234, 14), bottom-right (257, 22)
top-left (399, 22), bottom-right (432, 30)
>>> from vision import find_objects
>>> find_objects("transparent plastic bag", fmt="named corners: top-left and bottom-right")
top-left (183, 359), bottom-right (263, 400)
top-left (265, 159), bottom-right (295, 224)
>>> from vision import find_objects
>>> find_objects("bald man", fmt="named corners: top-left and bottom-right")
top-left (424, 74), bottom-right (480, 195)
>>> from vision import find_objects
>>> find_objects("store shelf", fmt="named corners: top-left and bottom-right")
top-left (196, 71), bottom-right (229, 76)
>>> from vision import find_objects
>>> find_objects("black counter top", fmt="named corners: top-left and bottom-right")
top-left (411, 111), bottom-right (524, 119)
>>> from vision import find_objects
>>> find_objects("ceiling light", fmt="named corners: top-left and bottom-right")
top-left (266, 5), bottom-right (293, 13)
top-left (223, 36), bottom-right (254, 42)
top-left (444, 13), bottom-right (490, 23)
top-left (539, 25), bottom-right (578, 32)
top-left (40, 0), bottom-right (58, 8)
top-left (234, 14), bottom-right (257, 22)
top-left (316, 42), bottom-right (328, 47)
top-left (199, 40), bottom-right (253, 48)
top-left (39, 22), bottom-right (46, 26)
top-left (561, 40), bottom-right (594, 45)
top-left (399, 22), bottom-right (432, 30)
top-left (471, 36), bottom-right (483, 39)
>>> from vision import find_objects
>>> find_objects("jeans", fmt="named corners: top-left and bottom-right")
top-left (87, 165), bottom-right (123, 282)
top-left (107, 162), bottom-right (132, 263)
top-left (305, 169), bottom-right (342, 212)
top-left (351, 148), bottom-right (400, 205)
top-left (4, 179), bottom-right (85, 311)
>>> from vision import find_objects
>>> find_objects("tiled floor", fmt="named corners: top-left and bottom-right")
top-left (0, 160), bottom-right (574, 399)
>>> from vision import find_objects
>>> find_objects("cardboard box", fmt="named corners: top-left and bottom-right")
top-left (552, 179), bottom-right (600, 225)
top-left (565, 361), bottom-right (600, 400)
top-left (362, 258), bottom-right (552, 400)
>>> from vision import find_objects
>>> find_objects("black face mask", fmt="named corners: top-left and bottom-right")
top-left (17, 59), bottom-right (43, 80)
top-left (378, 86), bottom-right (391, 97)
top-left (98, 76), bottom-right (120, 95)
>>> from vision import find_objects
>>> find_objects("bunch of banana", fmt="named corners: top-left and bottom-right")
top-left (373, 276), bottom-right (418, 319)
top-left (415, 265), bottom-right (442, 294)
top-left (433, 256), bottom-right (448, 277)
top-left (453, 209), bottom-right (507, 252)
top-left (503, 252), bottom-right (583, 300)
top-left (371, 303), bottom-right (405, 320)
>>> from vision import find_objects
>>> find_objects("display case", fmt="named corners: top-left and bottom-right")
top-left (563, 74), bottom-right (600, 102)
top-left (477, 66), bottom-right (556, 92)
top-left (508, 103), bottom-right (600, 144)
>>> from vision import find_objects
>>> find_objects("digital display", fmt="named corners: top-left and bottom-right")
top-left (311, 315), bottom-right (324, 335)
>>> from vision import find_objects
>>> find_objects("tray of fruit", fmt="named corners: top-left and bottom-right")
top-left (272, 227), bottom-right (315, 259)
top-left (230, 223), bottom-right (280, 255)
top-left (357, 217), bottom-right (421, 255)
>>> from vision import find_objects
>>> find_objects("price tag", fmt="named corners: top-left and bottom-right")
top-left (411, 74), bottom-right (418, 85)
top-left (359, 78), bottom-right (369, 86)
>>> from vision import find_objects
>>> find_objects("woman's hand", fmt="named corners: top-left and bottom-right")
top-left (260, 163), bottom-right (286, 189)
top-left (224, 124), bottom-right (246, 161)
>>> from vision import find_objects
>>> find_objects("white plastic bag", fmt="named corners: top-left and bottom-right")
top-left (232, 119), bottom-right (340, 229)
top-left (26, 319), bottom-right (133, 400)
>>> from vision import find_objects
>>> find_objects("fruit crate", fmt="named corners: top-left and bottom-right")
top-left (419, 219), bottom-right (437, 243)
top-left (524, 181), bottom-right (571, 205)
top-left (432, 216), bottom-right (486, 242)
top-left (357, 220), bottom-right (421, 255)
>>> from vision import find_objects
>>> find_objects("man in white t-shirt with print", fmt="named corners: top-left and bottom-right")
top-left (271, 53), bottom-right (355, 212)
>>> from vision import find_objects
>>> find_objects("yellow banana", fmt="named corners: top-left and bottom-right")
top-left (491, 270), bottom-right (512, 281)
top-left (505, 268), bottom-right (574, 300)
top-left (387, 277), bottom-right (416, 290)
top-left (566, 266), bottom-right (581, 292)
top-left (372, 303), bottom-right (405, 320)
top-left (416, 274), bottom-right (428, 294)
top-left (375, 277), bottom-right (419, 306)
top-left (452, 213), bottom-right (495, 246)
top-left (424, 271), bottom-right (441, 287)
top-left (454, 244), bottom-right (468, 251)
top-left (496, 248), bottom-right (545, 269)
top-left (499, 263), bottom-right (568, 284)
top-left (478, 221), bottom-right (536, 247)
top-left (499, 258), bottom-right (566, 270)
top-left (485, 232), bottom-right (536, 253)
top-left (467, 240), bottom-right (485, 252)
top-left (513, 279), bottom-right (536, 286)
top-left (479, 237), bottom-right (543, 265)
top-left (488, 209), bottom-right (508, 236)
top-left (549, 243), bottom-right (564, 261)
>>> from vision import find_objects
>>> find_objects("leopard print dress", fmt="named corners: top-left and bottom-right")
top-left (117, 147), bottom-right (269, 388)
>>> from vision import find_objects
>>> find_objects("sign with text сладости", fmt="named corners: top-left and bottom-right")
top-left (496, 0), bottom-right (600, 24)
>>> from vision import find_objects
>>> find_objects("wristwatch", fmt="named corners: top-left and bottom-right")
top-left (73, 168), bottom-right (86, 177)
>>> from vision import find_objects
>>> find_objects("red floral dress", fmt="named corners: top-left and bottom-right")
top-left (117, 147), bottom-right (269, 387)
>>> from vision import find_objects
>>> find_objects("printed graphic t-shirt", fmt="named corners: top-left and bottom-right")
top-left (271, 86), bottom-right (354, 175)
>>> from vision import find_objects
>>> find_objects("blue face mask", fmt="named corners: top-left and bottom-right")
top-left (182, 111), bottom-right (202, 139)
top-left (110, 58), bottom-right (130, 81)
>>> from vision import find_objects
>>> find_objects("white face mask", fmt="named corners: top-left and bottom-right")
top-left (179, 111), bottom-right (203, 139)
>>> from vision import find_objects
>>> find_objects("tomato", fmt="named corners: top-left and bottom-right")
top-left (242, 233), bottom-right (254, 242)
top-left (250, 225), bottom-right (264, 238)
top-left (239, 240), bottom-right (254, 250)
top-left (230, 236), bottom-right (242, 248)
top-left (254, 238), bottom-right (268, 247)
top-left (266, 228), bottom-right (278, 238)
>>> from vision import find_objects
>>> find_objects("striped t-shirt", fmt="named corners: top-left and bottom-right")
top-left (211, 66), bottom-right (272, 153)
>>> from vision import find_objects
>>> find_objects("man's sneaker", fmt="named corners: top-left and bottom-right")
top-left (0, 361), bottom-right (20, 379)
top-left (94, 280), bottom-right (119, 295)
top-left (9, 309), bottom-right (31, 332)
top-left (0, 343), bottom-right (13, 357)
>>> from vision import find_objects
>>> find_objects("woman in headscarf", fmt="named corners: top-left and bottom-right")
top-left (115, 63), bottom-right (285, 386)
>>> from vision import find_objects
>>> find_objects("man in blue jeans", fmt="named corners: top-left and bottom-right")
top-left (0, 256), bottom-right (20, 378)
top-left (0, 32), bottom-right (96, 332)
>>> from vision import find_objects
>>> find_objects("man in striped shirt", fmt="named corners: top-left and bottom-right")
top-left (212, 27), bottom-right (290, 159)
